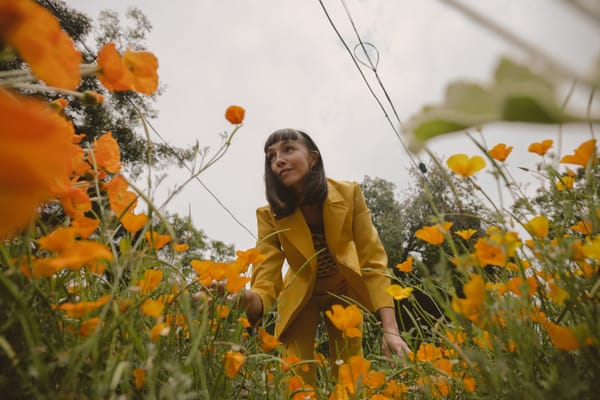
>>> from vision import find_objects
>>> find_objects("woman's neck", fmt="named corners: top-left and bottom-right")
top-left (300, 204), bottom-right (323, 229)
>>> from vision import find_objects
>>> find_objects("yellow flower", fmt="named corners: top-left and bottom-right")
top-left (225, 105), bottom-right (245, 124)
top-left (528, 139), bottom-right (553, 156)
top-left (396, 256), bottom-right (413, 272)
top-left (455, 229), bottom-right (477, 240)
top-left (560, 139), bottom-right (597, 167)
top-left (488, 143), bottom-right (513, 162)
top-left (524, 215), bottom-right (549, 239)
top-left (415, 221), bottom-right (453, 246)
top-left (0, 0), bottom-right (81, 89)
top-left (325, 304), bottom-right (363, 338)
top-left (582, 235), bottom-right (600, 259)
top-left (385, 284), bottom-right (414, 301)
top-left (446, 154), bottom-right (486, 177)
top-left (224, 351), bottom-right (245, 378)
top-left (556, 175), bottom-right (574, 191)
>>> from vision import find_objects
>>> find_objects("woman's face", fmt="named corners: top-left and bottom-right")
top-left (266, 139), bottom-right (317, 193)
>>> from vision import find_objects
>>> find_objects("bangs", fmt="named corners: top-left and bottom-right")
top-left (263, 129), bottom-right (302, 153)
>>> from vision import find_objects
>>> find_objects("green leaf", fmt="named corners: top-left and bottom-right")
top-left (403, 57), bottom-right (599, 151)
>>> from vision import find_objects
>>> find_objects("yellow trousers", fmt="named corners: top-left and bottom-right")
top-left (279, 292), bottom-right (363, 388)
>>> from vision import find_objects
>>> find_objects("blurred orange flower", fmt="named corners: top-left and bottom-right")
top-left (560, 139), bottom-right (597, 167)
top-left (507, 276), bottom-right (538, 298)
top-left (447, 154), bottom-right (485, 177)
top-left (415, 222), bottom-right (453, 246)
top-left (488, 143), bottom-right (513, 162)
top-left (396, 256), bottom-right (413, 272)
top-left (225, 105), bottom-right (245, 124)
top-left (337, 355), bottom-right (371, 396)
top-left (173, 243), bottom-right (189, 253)
top-left (97, 42), bottom-right (159, 94)
top-left (0, 90), bottom-right (73, 239)
top-left (474, 238), bottom-right (506, 267)
top-left (258, 327), bottom-right (282, 352)
top-left (71, 215), bottom-right (100, 238)
top-left (141, 299), bottom-right (164, 318)
top-left (105, 175), bottom-right (137, 215)
top-left (138, 269), bottom-right (163, 295)
top-left (145, 231), bottom-right (172, 250)
top-left (55, 294), bottom-right (110, 318)
top-left (539, 318), bottom-right (580, 351)
top-left (451, 274), bottom-right (485, 322)
top-left (455, 229), bottom-right (477, 240)
top-left (120, 211), bottom-right (148, 233)
top-left (325, 304), bottom-right (362, 338)
top-left (149, 322), bottom-right (170, 341)
top-left (556, 175), bottom-right (574, 191)
top-left (132, 368), bottom-right (145, 389)
top-left (224, 351), bottom-right (245, 378)
top-left (93, 131), bottom-right (121, 173)
top-left (0, 0), bottom-right (81, 89)
top-left (528, 139), bottom-right (553, 156)
top-left (59, 186), bottom-right (92, 219)
top-left (78, 317), bottom-right (100, 337)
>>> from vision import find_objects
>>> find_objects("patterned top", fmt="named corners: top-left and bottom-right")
top-left (310, 225), bottom-right (347, 296)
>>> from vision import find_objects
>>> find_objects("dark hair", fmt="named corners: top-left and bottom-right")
top-left (263, 129), bottom-right (328, 217)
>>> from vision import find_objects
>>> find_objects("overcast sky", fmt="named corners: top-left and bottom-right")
top-left (68, 0), bottom-right (600, 251)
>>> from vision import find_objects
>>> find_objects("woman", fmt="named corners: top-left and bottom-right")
top-left (241, 128), bottom-right (410, 385)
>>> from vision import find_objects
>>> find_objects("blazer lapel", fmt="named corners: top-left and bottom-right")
top-left (275, 208), bottom-right (315, 264)
top-left (323, 182), bottom-right (349, 253)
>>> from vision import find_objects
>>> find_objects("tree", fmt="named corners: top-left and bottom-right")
top-left (0, 0), bottom-right (195, 178)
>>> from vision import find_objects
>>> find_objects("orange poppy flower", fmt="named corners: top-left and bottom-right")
top-left (97, 42), bottom-right (159, 94)
top-left (337, 355), bottom-right (371, 396)
top-left (55, 294), bottom-right (110, 318)
top-left (488, 143), bottom-right (513, 162)
top-left (140, 299), bottom-right (164, 318)
top-left (145, 231), bottom-right (172, 250)
top-left (507, 276), bottom-right (538, 298)
top-left (225, 105), bottom-right (245, 124)
top-left (539, 319), bottom-right (580, 351)
top-left (224, 351), bottom-right (245, 378)
top-left (137, 269), bottom-right (163, 295)
top-left (325, 304), bottom-right (363, 338)
top-left (455, 229), bottom-right (477, 240)
top-left (0, 0), bottom-right (81, 89)
top-left (105, 175), bottom-right (137, 215)
top-left (0, 89), bottom-right (73, 239)
top-left (396, 256), bottom-right (413, 272)
top-left (415, 222), bottom-right (453, 246)
top-left (451, 274), bottom-right (485, 322)
top-left (446, 154), bottom-right (486, 177)
top-left (474, 237), bottom-right (506, 267)
top-left (71, 215), bottom-right (100, 238)
top-left (556, 175), bottom-right (574, 191)
top-left (528, 139), bottom-right (553, 156)
top-left (149, 322), bottom-right (170, 341)
top-left (560, 139), bottom-right (597, 167)
top-left (132, 368), bottom-right (145, 389)
top-left (224, 270), bottom-right (250, 294)
top-left (173, 243), bottom-right (189, 253)
top-left (92, 131), bottom-right (121, 173)
top-left (59, 186), bottom-right (92, 219)
top-left (120, 211), bottom-right (148, 234)
top-left (258, 327), bottom-right (282, 353)
top-left (78, 317), bottom-right (101, 337)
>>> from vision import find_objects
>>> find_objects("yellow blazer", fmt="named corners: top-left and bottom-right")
top-left (251, 178), bottom-right (393, 338)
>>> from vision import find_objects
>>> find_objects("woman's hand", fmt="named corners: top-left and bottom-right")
top-left (378, 306), bottom-right (411, 363)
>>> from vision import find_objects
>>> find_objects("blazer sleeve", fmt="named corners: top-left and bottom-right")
top-left (351, 182), bottom-right (394, 311)
top-left (250, 207), bottom-right (285, 315)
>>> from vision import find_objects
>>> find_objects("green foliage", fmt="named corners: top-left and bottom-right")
top-left (403, 57), bottom-right (600, 150)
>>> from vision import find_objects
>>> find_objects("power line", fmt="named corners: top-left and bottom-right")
top-left (317, 0), bottom-right (428, 174)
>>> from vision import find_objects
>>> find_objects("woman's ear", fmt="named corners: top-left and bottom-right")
top-left (310, 151), bottom-right (319, 168)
